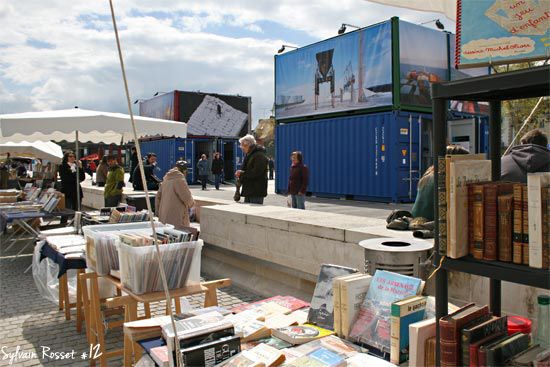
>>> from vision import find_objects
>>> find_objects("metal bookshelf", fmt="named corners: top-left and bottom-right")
top-left (431, 65), bottom-right (550, 366)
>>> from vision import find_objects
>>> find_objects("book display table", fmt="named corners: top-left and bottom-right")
top-left (78, 271), bottom-right (231, 367)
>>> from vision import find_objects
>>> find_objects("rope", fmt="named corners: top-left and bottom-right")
top-left (107, 2), bottom-right (183, 366)
top-left (427, 255), bottom-right (445, 281)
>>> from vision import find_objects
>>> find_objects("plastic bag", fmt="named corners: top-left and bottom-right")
top-left (32, 241), bottom-right (78, 304)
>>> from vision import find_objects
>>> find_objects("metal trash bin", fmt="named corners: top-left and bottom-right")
top-left (358, 237), bottom-right (433, 279)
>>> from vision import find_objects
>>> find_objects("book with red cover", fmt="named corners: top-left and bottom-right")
top-left (522, 185), bottom-right (529, 265)
top-left (512, 184), bottom-right (524, 264)
top-left (461, 316), bottom-right (507, 367)
top-left (468, 184), bottom-right (475, 256)
top-left (231, 296), bottom-right (310, 314)
top-left (439, 303), bottom-right (489, 367)
top-left (543, 187), bottom-right (550, 269)
top-left (469, 332), bottom-right (507, 367)
top-left (498, 195), bottom-right (514, 262)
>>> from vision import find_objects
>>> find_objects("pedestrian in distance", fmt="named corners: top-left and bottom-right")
top-left (59, 151), bottom-right (85, 210)
top-left (104, 155), bottom-right (125, 207)
top-left (501, 129), bottom-right (550, 183)
top-left (287, 151), bottom-right (309, 210)
top-left (197, 154), bottom-right (209, 190)
top-left (128, 146), bottom-right (138, 183)
top-left (155, 160), bottom-right (195, 228)
top-left (235, 134), bottom-right (268, 204)
top-left (211, 152), bottom-right (224, 190)
top-left (268, 156), bottom-right (275, 180)
top-left (95, 156), bottom-right (109, 187)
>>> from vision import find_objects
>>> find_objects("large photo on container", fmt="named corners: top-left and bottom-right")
top-left (139, 92), bottom-right (175, 120)
top-left (399, 20), bottom-right (448, 108)
top-left (275, 21), bottom-right (392, 120)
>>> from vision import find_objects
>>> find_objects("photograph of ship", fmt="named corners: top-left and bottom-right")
top-left (275, 21), bottom-right (392, 120)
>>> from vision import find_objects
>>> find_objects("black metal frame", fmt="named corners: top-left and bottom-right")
top-left (431, 65), bottom-right (550, 365)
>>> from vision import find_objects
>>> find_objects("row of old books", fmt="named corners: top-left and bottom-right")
top-left (108, 208), bottom-right (150, 223)
top-left (439, 302), bottom-right (549, 367)
top-left (438, 153), bottom-right (550, 268)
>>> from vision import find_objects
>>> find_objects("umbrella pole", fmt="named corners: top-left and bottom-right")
top-left (76, 130), bottom-right (81, 211)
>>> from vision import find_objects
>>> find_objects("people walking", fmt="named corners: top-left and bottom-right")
top-left (235, 134), bottom-right (268, 204)
top-left (95, 156), bottom-right (109, 187)
top-left (128, 146), bottom-right (138, 183)
top-left (156, 160), bottom-right (195, 228)
top-left (287, 151), bottom-right (309, 209)
top-left (501, 129), bottom-right (550, 183)
top-left (211, 152), bottom-right (224, 190)
top-left (197, 154), bottom-right (209, 190)
top-left (59, 151), bottom-right (85, 210)
top-left (268, 156), bottom-right (275, 180)
top-left (104, 155), bottom-right (125, 207)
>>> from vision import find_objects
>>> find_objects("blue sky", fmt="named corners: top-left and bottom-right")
top-left (0, 1), bottom-right (456, 125)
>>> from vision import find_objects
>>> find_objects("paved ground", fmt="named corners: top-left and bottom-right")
top-left (0, 239), bottom-right (261, 366)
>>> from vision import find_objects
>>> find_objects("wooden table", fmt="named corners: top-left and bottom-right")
top-left (79, 271), bottom-right (231, 367)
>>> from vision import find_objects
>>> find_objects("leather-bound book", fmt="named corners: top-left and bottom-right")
top-left (483, 184), bottom-right (499, 261)
top-left (468, 184), bottom-right (475, 256)
top-left (425, 336), bottom-right (437, 367)
top-left (470, 332), bottom-right (508, 367)
top-left (498, 194), bottom-right (514, 262)
top-left (461, 316), bottom-right (507, 367)
top-left (544, 187), bottom-right (550, 269)
top-left (438, 157), bottom-right (447, 256)
top-left (471, 184), bottom-right (486, 259)
top-left (512, 184), bottom-right (524, 264)
top-left (439, 303), bottom-right (489, 367)
top-left (486, 332), bottom-right (530, 367)
top-left (522, 185), bottom-right (529, 265)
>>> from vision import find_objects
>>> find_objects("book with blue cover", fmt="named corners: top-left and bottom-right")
top-left (349, 270), bottom-right (423, 356)
top-left (308, 347), bottom-right (346, 367)
top-left (390, 295), bottom-right (427, 364)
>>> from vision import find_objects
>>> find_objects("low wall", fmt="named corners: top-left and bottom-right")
top-left (199, 204), bottom-right (549, 323)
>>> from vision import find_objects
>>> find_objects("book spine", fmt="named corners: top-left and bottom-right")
top-left (521, 185), bottom-right (529, 265)
top-left (455, 0), bottom-right (462, 67)
top-left (528, 175), bottom-right (546, 269)
top-left (440, 340), bottom-right (459, 366)
top-left (498, 195), bottom-right (513, 262)
top-left (468, 184), bottom-right (475, 256)
top-left (462, 317), bottom-right (507, 366)
top-left (472, 184), bottom-right (485, 259)
top-left (483, 185), bottom-right (498, 261)
top-left (513, 184), bottom-right (524, 264)
top-left (544, 187), bottom-right (550, 269)
top-left (390, 306), bottom-right (401, 365)
top-left (333, 279), bottom-right (342, 337)
top-left (438, 157), bottom-right (447, 256)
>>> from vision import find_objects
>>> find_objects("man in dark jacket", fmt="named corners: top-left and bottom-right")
top-left (236, 134), bottom-right (268, 204)
top-left (501, 129), bottom-right (550, 183)
top-left (211, 152), bottom-right (224, 190)
top-left (268, 157), bottom-right (275, 180)
top-left (128, 146), bottom-right (138, 183)
top-left (132, 153), bottom-right (161, 191)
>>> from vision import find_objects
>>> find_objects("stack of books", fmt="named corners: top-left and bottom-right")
top-left (438, 302), bottom-right (537, 367)
top-left (108, 209), bottom-right (149, 224)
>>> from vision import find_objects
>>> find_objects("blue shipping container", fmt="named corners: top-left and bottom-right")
top-left (275, 111), bottom-right (488, 203)
top-left (139, 138), bottom-right (243, 185)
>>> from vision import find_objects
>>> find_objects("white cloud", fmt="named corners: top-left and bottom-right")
top-left (0, 0), bottom-right (455, 124)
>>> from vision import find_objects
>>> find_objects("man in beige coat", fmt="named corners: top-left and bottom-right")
top-left (155, 161), bottom-right (195, 228)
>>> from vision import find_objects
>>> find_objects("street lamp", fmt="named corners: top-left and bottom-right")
top-left (338, 23), bottom-right (360, 35)
top-left (133, 99), bottom-right (145, 104)
top-left (420, 18), bottom-right (445, 30)
top-left (277, 45), bottom-right (298, 54)
top-left (153, 91), bottom-right (167, 96)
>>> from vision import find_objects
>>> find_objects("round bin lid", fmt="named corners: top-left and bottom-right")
top-left (358, 237), bottom-right (434, 253)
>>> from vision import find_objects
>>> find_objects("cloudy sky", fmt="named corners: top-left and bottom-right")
top-left (0, 1), bottom-right (454, 125)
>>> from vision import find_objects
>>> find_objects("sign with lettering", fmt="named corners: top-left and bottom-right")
top-left (456, 0), bottom-right (550, 68)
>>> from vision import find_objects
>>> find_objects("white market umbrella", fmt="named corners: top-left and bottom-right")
top-left (0, 108), bottom-right (186, 144)
top-left (0, 108), bottom-right (187, 209)
top-left (0, 141), bottom-right (63, 163)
